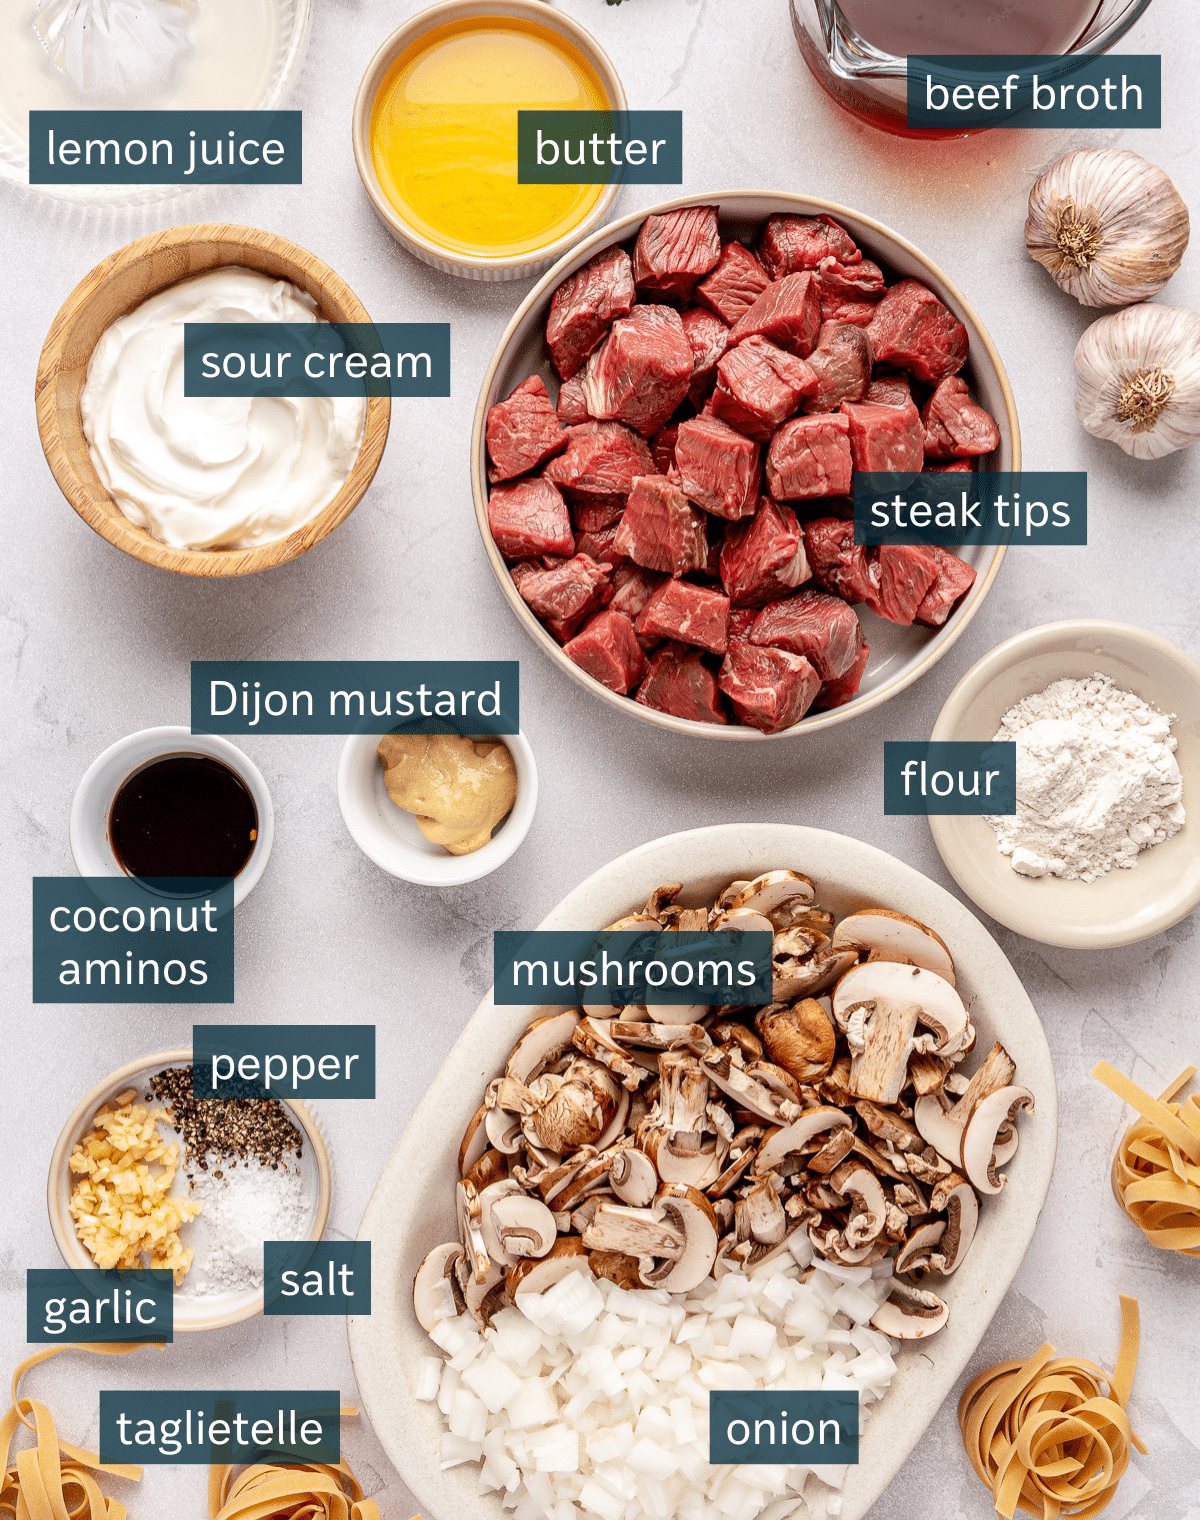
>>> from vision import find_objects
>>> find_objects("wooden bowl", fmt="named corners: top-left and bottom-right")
top-left (35, 224), bottom-right (392, 578)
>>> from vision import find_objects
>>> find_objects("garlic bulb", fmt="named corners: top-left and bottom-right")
top-left (1074, 305), bottom-right (1200, 459)
top-left (1026, 149), bottom-right (1189, 307)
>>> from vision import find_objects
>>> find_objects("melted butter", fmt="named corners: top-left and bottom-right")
top-left (378, 735), bottom-right (518, 856)
top-left (369, 16), bottom-right (609, 258)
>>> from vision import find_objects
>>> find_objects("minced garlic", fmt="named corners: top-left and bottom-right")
top-left (68, 1097), bottom-right (202, 1285)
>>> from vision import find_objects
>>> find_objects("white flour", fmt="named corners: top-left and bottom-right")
top-left (985, 673), bottom-right (1185, 882)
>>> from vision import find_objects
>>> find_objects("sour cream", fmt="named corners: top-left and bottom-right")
top-left (80, 267), bottom-right (367, 551)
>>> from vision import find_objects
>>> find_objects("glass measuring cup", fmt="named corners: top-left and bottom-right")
top-left (790, 0), bottom-right (1154, 137)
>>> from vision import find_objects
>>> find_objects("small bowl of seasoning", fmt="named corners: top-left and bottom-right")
top-left (337, 729), bottom-right (538, 885)
top-left (47, 1047), bottom-right (332, 1334)
top-left (352, 0), bottom-right (627, 281)
top-left (70, 727), bottom-right (274, 906)
top-left (929, 619), bottom-right (1200, 948)
top-left (36, 223), bottom-right (391, 576)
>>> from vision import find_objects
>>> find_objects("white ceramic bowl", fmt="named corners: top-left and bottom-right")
top-left (929, 619), bottom-right (1200, 948)
top-left (70, 726), bottom-right (274, 907)
top-left (472, 191), bottom-right (1020, 738)
top-left (48, 1046), bottom-right (331, 1334)
top-left (351, 0), bottom-right (627, 282)
top-left (348, 822), bottom-right (1057, 1520)
top-left (337, 730), bottom-right (538, 885)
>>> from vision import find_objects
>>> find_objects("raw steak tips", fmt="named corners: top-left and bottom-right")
top-left (636, 642), bottom-right (728, 725)
top-left (728, 270), bottom-right (823, 358)
top-left (712, 336), bottom-right (818, 443)
top-left (695, 241), bottom-right (772, 326)
top-left (757, 214), bottom-right (860, 279)
top-left (719, 641), bottom-right (821, 733)
top-left (485, 375), bottom-right (568, 483)
top-left (612, 475), bottom-right (709, 577)
top-left (921, 377), bottom-right (1001, 459)
top-left (680, 306), bottom-right (730, 407)
top-left (581, 305), bottom-right (694, 436)
top-left (543, 422), bottom-right (656, 514)
top-left (749, 588), bottom-right (864, 681)
top-left (841, 398), bottom-right (925, 474)
top-left (488, 478), bottom-right (575, 562)
top-left (674, 412), bottom-right (763, 521)
top-left (563, 609), bottom-right (647, 694)
top-left (766, 412), bottom-right (853, 499)
top-left (632, 204), bottom-right (722, 302)
top-left (814, 642), bottom-right (870, 710)
top-left (636, 579), bottom-right (730, 656)
top-left (867, 278), bottom-right (969, 385)
top-left (720, 498), bottom-right (808, 607)
top-left (915, 546), bottom-right (977, 627)
top-left (546, 245), bottom-right (636, 380)
top-left (803, 321), bottom-right (874, 413)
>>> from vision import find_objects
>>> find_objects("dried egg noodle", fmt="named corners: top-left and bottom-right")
top-left (209, 1414), bottom-right (381, 1520)
top-left (1094, 1061), bottom-right (1200, 1254)
top-left (1, 1345), bottom-right (150, 1520)
top-left (958, 1296), bottom-right (1145, 1520)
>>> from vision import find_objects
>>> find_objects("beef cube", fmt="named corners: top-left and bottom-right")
top-left (609, 563), bottom-right (665, 621)
top-left (612, 475), bottom-right (708, 577)
top-left (651, 424), bottom-right (679, 475)
top-left (636, 642), bottom-right (727, 725)
top-left (921, 377), bottom-right (1001, 459)
top-left (510, 553), bottom-right (611, 629)
top-left (572, 501), bottom-right (625, 533)
top-left (842, 399), bottom-right (925, 473)
top-left (712, 336), bottom-right (817, 443)
top-left (720, 498), bottom-right (808, 607)
top-left (728, 606), bottom-right (758, 640)
top-left (680, 307), bottom-right (729, 407)
top-left (915, 546), bottom-right (976, 627)
top-left (925, 458), bottom-right (975, 473)
top-left (581, 305), bottom-right (693, 436)
top-left (575, 522), bottom-right (628, 567)
top-left (813, 256), bottom-right (886, 303)
top-left (636, 578), bottom-right (729, 655)
top-left (749, 590), bottom-right (864, 681)
top-left (821, 297), bottom-right (878, 327)
top-left (546, 245), bottom-right (635, 379)
top-left (814, 642), bottom-right (870, 710)
top-left (766, 413), bottom-right (853, 499)
top-left (556, 374), bottom-right (593, 426)
top-left (867, 279), bottom-right (968, 385)
top-left (488, 478), bottom-right (574, 561)
top-left (757, 214), bottom-right (860, 279)
top-left (486, 375), bottom-right (568, 482)
top-left (729, 271), bottom-right (823, 358)
top-left (864, 544), bottom-right (940, 625)
top-left (718, 641), bottom-right (821, 734)
top-left (543, 422), bottom-right (655, 514)
top-left (803, 516), bottom-right (873, 604)
top-left (695, 241), bottom-right (771, 325)
top-left (674, 413), bottom-right (762, 520)
top-left (865, 371), bottom-right (912, 407)
top-left (632, 204), bottom-right (721, 302)
top-left (802, 321), bottom-right (874, 413)
top-left (563, 609), bottom-right (647, 694)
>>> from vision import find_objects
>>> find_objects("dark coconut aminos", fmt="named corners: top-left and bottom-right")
top-left (110, 755), bottom-right (258, 880)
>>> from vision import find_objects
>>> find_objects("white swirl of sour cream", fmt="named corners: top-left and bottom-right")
top-left (80, 267), bottom-right (367, 551)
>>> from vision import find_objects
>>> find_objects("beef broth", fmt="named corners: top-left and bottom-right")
top-left (837, 0), bottom-right (1102, 57)
top-left (110, 754), bottom-right (258, 881)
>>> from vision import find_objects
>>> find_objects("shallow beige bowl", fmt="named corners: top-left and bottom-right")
top-left (48, 1046), bottom-right (332, 1334)
top-left (35, 224), bottom-right (391, 578)
top-left (352, 0), bottom-right (627, 282)
top-left (930, 619), bottom-right (1200, 949)
top-left (348, 823), bottom-right (1057, 1520)
top-left (473, 191), bottom-right (1020, 739)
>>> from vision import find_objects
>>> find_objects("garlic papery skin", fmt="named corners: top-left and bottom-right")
top-left (1074, 305), bottom-right (1200, 459)
top-left (1026, 148), bottom-right (1189, 307)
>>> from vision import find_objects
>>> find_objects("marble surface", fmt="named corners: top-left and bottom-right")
top-left (1, 1), bottom-right (1198, 1517)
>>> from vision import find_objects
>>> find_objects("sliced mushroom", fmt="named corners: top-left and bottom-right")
top-left (992, 1121), bottom-right (1020, 1167)
top-left (609, 1147), bottom-right (657, 1206)
top-left (642, 1128), bottom-right (725, 1189)
top-left (462, 1260), bottom-right (507, 1327)
top-left (756, 1000), bottom-right (836, 1082)
top-left (828, 1160), bottom-right (888, 1247)
top-left (854, 1100), bottom-right (924, 1153)
top-left (831, 909), bottom-right (956, 986)
top-left (912, 1094), bottom-right (964, 1165)
top-left (588, 1249), bottom-right (643, 1290)
top-left (730, 870), bottom-right (816, 917)
top-left (926, 1175), bottom-right (978, 1274)
top-left (522, 1058), bottom-right (621, 1154)
top-left (742, 1177), bottom-right (787, 1245)
top-left (907, 1051), bottom-right (955, 1097)
top-left (581, 1202), bottom-right (686, 1261)
top-left (484, 1103), bottom-right (524, 1155)
top-left (755, 1107), bottom-right (853, 1172)
top-left (478, 1180), bottom-right (557, 1265)
top-left (459, 1105), bottom-right (491, 1176)
top-left (716, 880), bottom-right (751, 910)
top-left (413, 1242), bottom-right (465, 1331)
top-left (571, 1017), bottom-right (646, 1089)
top-left (699, 1046), bottom-right (803, 1125)
top-left (707, 1126), bottom-right (765, 1199)
top-left (609, 1021), bottom-right (711, 1051)
top-left (456, 1179), bottom-right (491, 1282)
top-left (643, 884), bottom-right (683, 918)
top-left (552, 1153), bottom-right (618, 1212)
top-left (806, 1125), bottom-right (856, 1175)
top-left (465, 1148), bottom-right (509, 1193)
top-left (894, 1221), bottom-right (947, 1276)
top-left (710, 906), bottom-right (776, 936)
top-left (506, 1237), bottom-right (592, 1301)
top-left (961, 1087), bottom-right (1034, 1195)
top-left (641, 1186), bottom-right (721, 1292)
top-left (505, 1010), bottom-right (581, 1084)
top-left (870, 1279), bottom-right (949, 1339)
top-left (947, 1042), bottom-right (1017, 1124)
top-left (593, 1088), bottom-right (632, 1152)
top-left (708, 1019), bottom-right (764, 1061)
top-left (833, 962), bottom-right (969, 1104)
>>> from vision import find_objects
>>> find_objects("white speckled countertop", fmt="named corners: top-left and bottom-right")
top-left (1, 1), bottom-right (1197, 1516)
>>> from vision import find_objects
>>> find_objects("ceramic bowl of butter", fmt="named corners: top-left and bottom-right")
top-left (929, 619), bottom-right (1200, 948)
top-left (351, 0), bottom-right (627, 281)
top-left (337, 729), bottom-right (538, 885)
top-left (47, 1047), bottom-right (332, 1335)
top-left (35, 223), bottom-right (391, 577)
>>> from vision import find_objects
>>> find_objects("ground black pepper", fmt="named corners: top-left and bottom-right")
top-left (149, 1065), bottom-right (303, 1179)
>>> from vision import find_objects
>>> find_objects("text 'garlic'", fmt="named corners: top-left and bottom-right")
top-left (1026, 148), bottom-right (1189, 308)
top-left (1074, 304), bottom-right (1200, 458)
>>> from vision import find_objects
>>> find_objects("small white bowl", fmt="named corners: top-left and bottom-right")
top-left (337, 731), bottom-right (537, 885)
top-left (70, 726), bottom-right (274, 908)
top-left (929, 620), bottom-right (1200, 948)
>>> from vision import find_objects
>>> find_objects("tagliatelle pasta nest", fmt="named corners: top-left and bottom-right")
top-left (958, 1295), bottom-right (1145, 1520)
top-left (1, 1344), bottom-right (150, 1520)
top-left (1093, 1061), bottom-right (1200, 1254)
top-left (208, 1415), bottom-right (383, 1520)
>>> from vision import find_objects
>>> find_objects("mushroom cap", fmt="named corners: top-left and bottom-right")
top-left (756, 1000), bottom-right (836, 1082)
top-left (831, 909), bottom-right (956, 986)
top-left (870, 1280), bottom-right (949, 1339)
top-left (927, 1176), bottom-right (979, 1274)
top-left (413, 1242), bottom-right (465, 1332)
top-left (506, 1237), bottom-right (592, 1301)
top-left (484, 1104), bottom-right (524, 1155)
top-left (459, 1105), bottom-right (490, 1176)
top-left (709, 1019), bottom-right (764, 1061)
top-left (588, 1249), bottom-right (644, 1291)
top-left (730, 870), bottom-right (816, 917)
top-left (505, 1010), bottom-right (581, 1084)
top-left (961, 1086), bottom-right (1034, 1195)
top-left (642, 1186), bottom-right (720, 1292)
top-left (482, 1186), bottom-right (558, 1263)
top-left (710, 906), bottom-right (776, 936)
top-left (833, 961), bottom-right (968, 1054)
top-left (894, 1220), bottom-right (947, 1275)
top-left (610, 1147), bottom-right (657, 1206)
top-left (756, 1107), bottom-right (853, 1172)
top-left (912, 1093), bottom-right (965, 1166)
